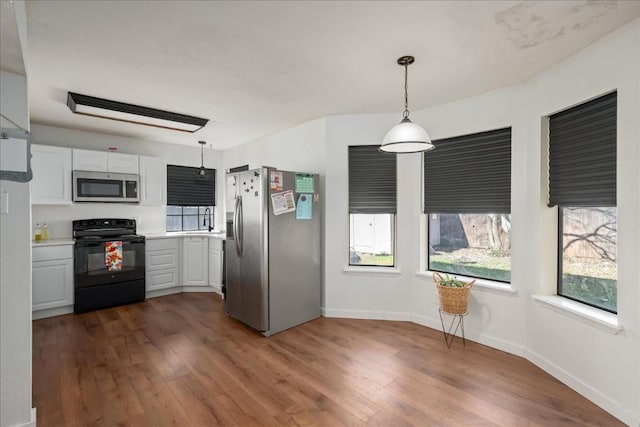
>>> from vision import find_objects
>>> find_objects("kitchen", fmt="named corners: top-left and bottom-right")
top-left (2, 1), bottom-right (640, 426)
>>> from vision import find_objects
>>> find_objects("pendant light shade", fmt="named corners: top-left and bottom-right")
top-left (380, 56), bottom-right (434, 154)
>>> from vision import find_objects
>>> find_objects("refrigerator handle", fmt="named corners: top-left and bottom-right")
top-left (233, 196), bottom-right (241, 256)
top-left (237, 195), bottom-right (243, 256)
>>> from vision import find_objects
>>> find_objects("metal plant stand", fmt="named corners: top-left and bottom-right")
top-left (438, 309), bottom-right (467, 348)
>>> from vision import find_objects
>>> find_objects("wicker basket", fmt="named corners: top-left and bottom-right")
top-left (433, 273), bottom-right (475, 315)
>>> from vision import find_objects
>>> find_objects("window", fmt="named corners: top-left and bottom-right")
top-left (348, 146), bottom-right (396, 267)
top-left (549, 92), bottom-right (617, 313)
top-left (424, 128), bottom-right (512, 282)
top-left (166, 206), bottom-right (215, 232)
top-left (166, 165), bottom-right (216, 232)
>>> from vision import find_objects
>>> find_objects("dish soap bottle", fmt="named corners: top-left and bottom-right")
top-left (42, 222), bottom-right (49, 241)
top-left (34, 222), bottom-right (42, 241)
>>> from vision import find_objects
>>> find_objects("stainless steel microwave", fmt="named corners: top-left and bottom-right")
top-left (72, 170), bottom-right (140, 203)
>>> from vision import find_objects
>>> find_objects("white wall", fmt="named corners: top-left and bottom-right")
top-left (0, 70), bottom-right (34, 425)
top-left (30, 124), bottom-right (224, 237)
top-left (525, 20), bottom-right (640, 424)
top-left (319, 19), bottom-right (640, 425)
top-left (221, 117), bottom-right (327, 300)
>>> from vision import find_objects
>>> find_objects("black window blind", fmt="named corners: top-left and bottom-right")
top-left (548, 92), bottom-right (616, 207)
top-left (167, 165), bottom-right (216, 206)
top-left (349, 145), bottom-right (397, 214)
top-left (424, 127), bottom-right (511, 214)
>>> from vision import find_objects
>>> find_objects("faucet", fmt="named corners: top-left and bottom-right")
top-left (203, 207), bottom-right (213, 232)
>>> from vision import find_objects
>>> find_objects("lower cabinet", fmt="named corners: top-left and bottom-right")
top-left (209, 239), bottom-right (223, 290)
top-left (32, 245), bottom-right (74, 311)
top-left (182, 236), bottom-right (209, 287)
top-left (145, 238), bottom-right (179, 291)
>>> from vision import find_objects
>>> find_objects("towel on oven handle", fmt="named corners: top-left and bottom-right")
top-left (105, 241), bottom-right (123, 271)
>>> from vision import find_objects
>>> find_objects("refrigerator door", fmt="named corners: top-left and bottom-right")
top-left (267, 170), bottom-right (321, 335)
top-left (240, 169), bottom-right (269, 330)
top-left (224, 173), bottom-right (242, 317)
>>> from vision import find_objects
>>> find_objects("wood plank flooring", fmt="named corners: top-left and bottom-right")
top-left (32, 293), bottom-right (622, 426)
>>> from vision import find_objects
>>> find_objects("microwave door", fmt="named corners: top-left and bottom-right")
top-left (76, 177), bottom-right (124, 199)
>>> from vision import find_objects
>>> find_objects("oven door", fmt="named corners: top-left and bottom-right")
top-left (74, 237), bottom-right (145, 288)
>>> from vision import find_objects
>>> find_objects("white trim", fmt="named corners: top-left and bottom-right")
top-left (410, 313), bottom-right (526, 357)
top-left (15, 408), bottom-right (37, 427)
top-left (525, 348), bottom-right (635, 426)
top-left (343, 266), bottom-right (402, 275)
top-left (209, 283), bottom-right (222, 295)
top-left (415, 271), bottom-right (517, 295)
top-left (32, 306), bottom-right (72, 320)
top-left (146, 287), bottom-right (183, 299)
top-left (181, 286), bottom-right (218, 293)
top-left (532, 295), bottom-right (622, 334)
top-left (322, 307), bottom-right (411, 321)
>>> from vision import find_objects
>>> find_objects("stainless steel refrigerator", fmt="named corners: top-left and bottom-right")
top-left (224, 167), bottom-right (321, 336)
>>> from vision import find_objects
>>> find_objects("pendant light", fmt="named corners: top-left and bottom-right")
top-left (380, 56), bottom-right (434, 153)
top-left (198, 140), bottom-right (207, 177)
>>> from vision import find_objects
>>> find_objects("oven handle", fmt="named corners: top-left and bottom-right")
top-left (75, 238), bottom-right (145, 247)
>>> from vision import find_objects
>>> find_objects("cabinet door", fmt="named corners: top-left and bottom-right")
top-left (108, 152), bottom-right (139, 174)
top-left (208, 240), bottom-right (223, 288)
top-left (182, 237), bottom-right (208, 286)
top-left (147, 269), bottom-right (179, 291)
top-left (139, 156), bottom-right (166, 206)
top-left (31, 145), bottom-right (73, 205)
top-left (32, 258), bottom-right (73, 311)
top-left (73, 149), bottom-right (108, 171)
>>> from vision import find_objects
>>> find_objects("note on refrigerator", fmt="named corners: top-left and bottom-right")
top-left (296, 194), bottom-right (313, 220)
top-left (271, 190), bottom-right (296, 215)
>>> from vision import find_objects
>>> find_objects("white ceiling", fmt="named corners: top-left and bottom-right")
top-left (18, 1), bottom-right (640, 150)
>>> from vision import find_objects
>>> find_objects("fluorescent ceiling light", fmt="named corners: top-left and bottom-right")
top-left (66, 92), bottom-right (209, 133)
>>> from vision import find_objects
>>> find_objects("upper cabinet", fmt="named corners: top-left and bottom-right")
top-left (31, 144), bottom-right (72, 205)
top-left (107, 152), bottom-right (139, 174)
top-left (139, 155), bottom-right (166, 206)
top-left (72, 149), bottom-right (139, 174)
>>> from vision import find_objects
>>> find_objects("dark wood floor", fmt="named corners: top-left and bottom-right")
top-left (33, 293), bottom-right (622, 426)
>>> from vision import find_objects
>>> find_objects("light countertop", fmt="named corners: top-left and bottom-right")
top-left (144, 231), bottom-right (226, 240)
top-left (32, 238), bottom-right (75, 247)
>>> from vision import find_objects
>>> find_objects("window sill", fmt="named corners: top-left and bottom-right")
top-left (532, 295), bottom-right (622, 335)
top-left (344, 266), bottom-right (402, 276)
top-left (416, 271), bottom-right (517, 296)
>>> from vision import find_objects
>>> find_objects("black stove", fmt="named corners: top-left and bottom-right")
top-left (73, 218), bottom-right (146, 313)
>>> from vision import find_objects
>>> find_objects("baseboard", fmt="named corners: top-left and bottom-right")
top-left (410, 313), bottom-right (526, 357)
top-left (320, 309), bottom-right (525, 357)
top-left (322, 307), bottom-right (411, 322)
top-left (525, 348), bottom-right (636, 426)
top-left (32, 306), bottom-right (73, 320)
top-left (147, 285), bottom-right (219, 299)
top-left (146, 287), bottom-right (183, 298)
top-left (181, 286), bottom-right (218, 293)
top-left (14, 408), bottom-right (37, 427)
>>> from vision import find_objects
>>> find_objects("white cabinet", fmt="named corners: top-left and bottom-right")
top-left (72, 149), bottom-right (139, 174)
top-left (208, 238), bottom-right (223, 290)
top-left (72, 148), bottom-right (108, 171)
top-left (108, 152), bottom-right (139, 174)
top-left (139, 155), bottom-right (166, 206)
top-left (145, 238), bottom-right (179, 291)
top-left (182, 236), bottom-right (208, 287)
top-left (32, 244), bottom-right (74, 311)
top-left (30, 144), bottom-right (72, 205)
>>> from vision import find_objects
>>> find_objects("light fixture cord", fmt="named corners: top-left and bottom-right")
top-left (403, 62), bottom-right (410, 119)
top-left (201, 143), bottom-right (204, 168)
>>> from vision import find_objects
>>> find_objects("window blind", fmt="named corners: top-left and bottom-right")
top-left (548, 92), bottom-right (616, 207)
top-left (424, 127), bottom-right (511, 214)
top-left (348, 145), bottom-right (397, 214)
top-left (167, 165), bottom-right (216, 206)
